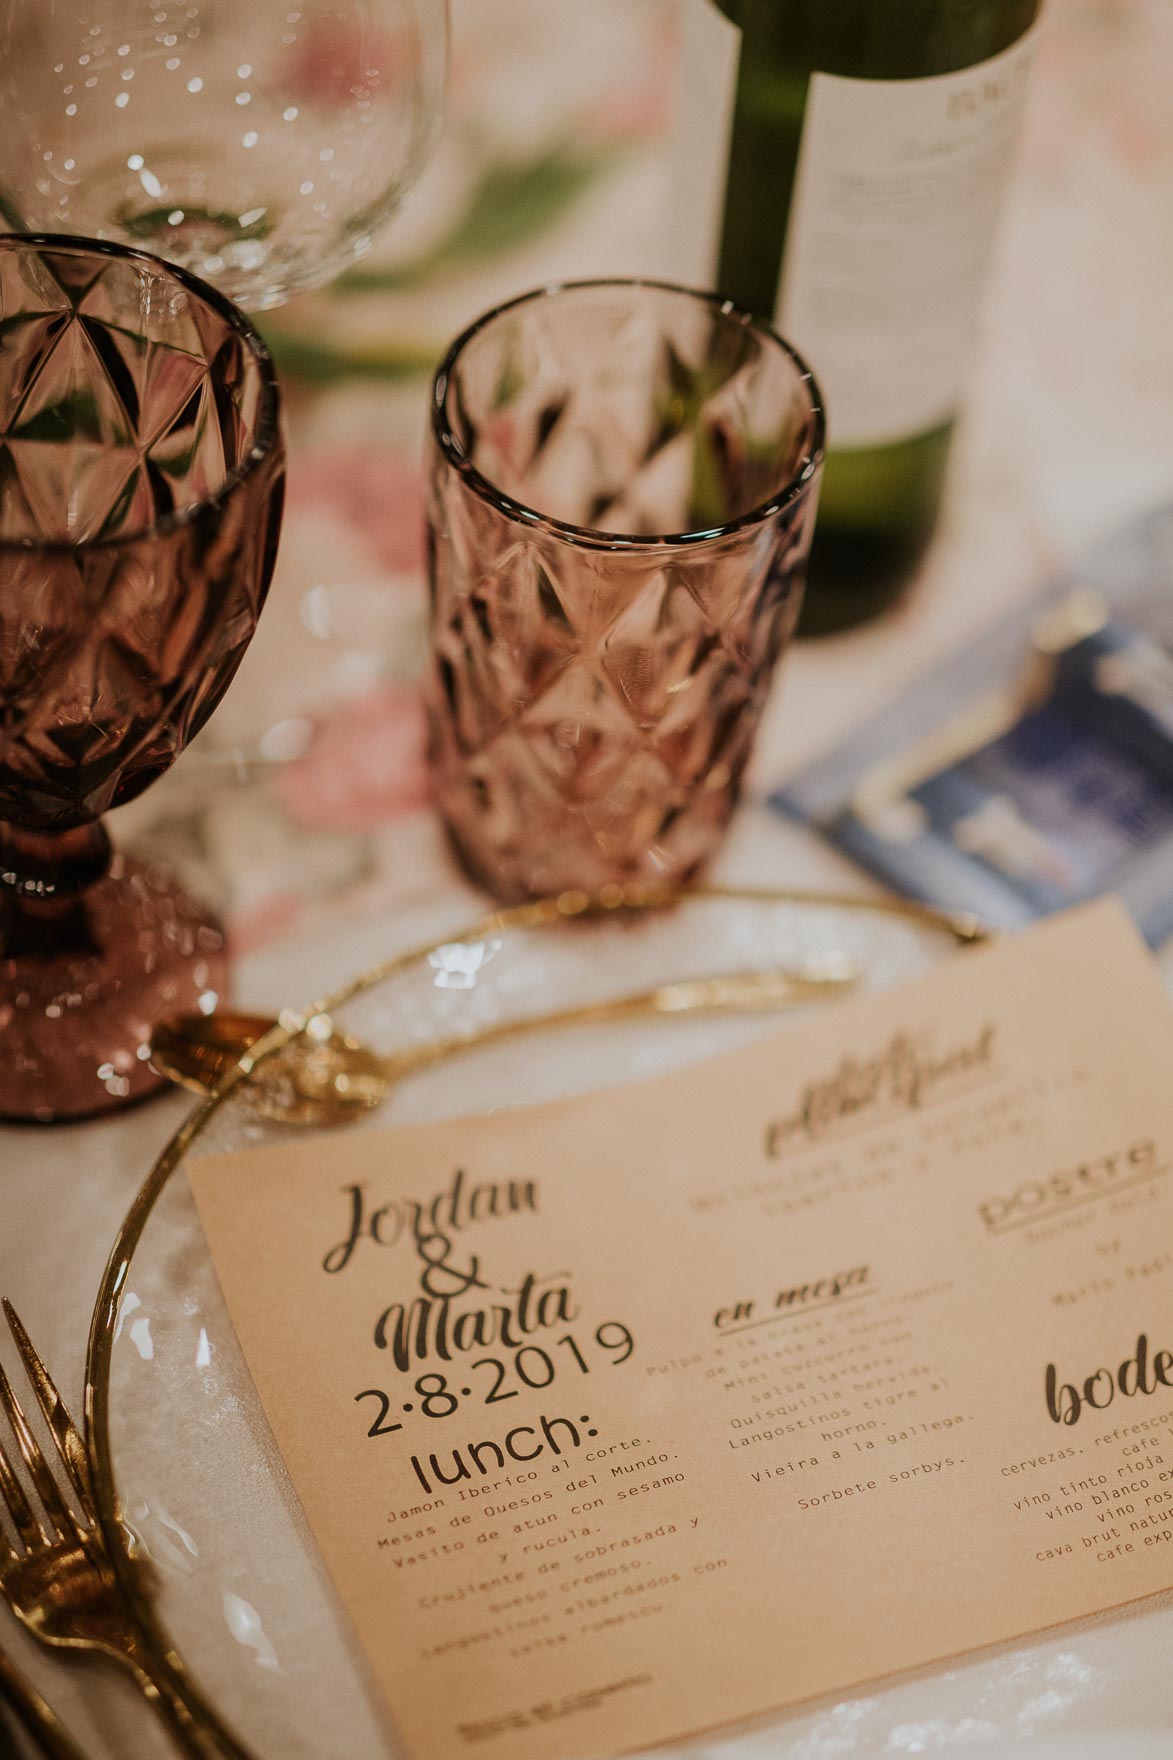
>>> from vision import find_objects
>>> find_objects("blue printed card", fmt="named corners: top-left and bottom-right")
top-left (774, 504), bottom-right (1173, 946)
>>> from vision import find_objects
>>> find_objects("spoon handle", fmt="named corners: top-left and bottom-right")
top-left (153, 961), bottom-right (858, 1116)
top-left (378, 963), bottom-right (857, 1083)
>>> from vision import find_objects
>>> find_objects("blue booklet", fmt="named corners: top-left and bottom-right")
top-left (773, 503), bottom-right (1173, 947)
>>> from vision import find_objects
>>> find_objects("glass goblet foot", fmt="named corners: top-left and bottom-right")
top-left (0, 851), bottom-right (228, 1124)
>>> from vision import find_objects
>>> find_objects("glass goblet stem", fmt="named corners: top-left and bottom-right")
top-left (0, 822), bottom-right (112, 960)
top-left (0, 813), bottom-right (231, 1122)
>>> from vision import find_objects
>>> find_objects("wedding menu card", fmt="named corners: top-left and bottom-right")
top-left (190, 900), bottom-right (1173, 1760)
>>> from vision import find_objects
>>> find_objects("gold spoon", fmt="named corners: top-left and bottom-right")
top-left (150, 957), bottom-right (861, 1127)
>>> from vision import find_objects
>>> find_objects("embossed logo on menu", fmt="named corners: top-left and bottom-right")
top-left (763, 1023), bottom-right (997, 1158)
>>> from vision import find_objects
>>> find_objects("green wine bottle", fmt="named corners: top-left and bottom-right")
top-left (693, 0), bottom-right (1042, 634)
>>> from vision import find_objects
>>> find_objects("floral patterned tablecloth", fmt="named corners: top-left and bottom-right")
top-left (5, 4), bottom-right (1173, 1758)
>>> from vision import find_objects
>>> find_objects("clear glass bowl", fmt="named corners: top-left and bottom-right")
top-left (1, 0), bottom-right (449, 311)
top-left (86, 888), bottom-right (1170, 1760)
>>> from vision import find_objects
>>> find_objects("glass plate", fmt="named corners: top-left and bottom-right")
top-left (85, 888), bottom-right (1170, 1760)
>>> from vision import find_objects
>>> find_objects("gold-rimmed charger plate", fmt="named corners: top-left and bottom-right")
top-left (86, 885), bottom-right (991, 1760)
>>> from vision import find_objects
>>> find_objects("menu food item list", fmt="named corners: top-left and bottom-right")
top-left (190, 900), bottom-right (1173, 1760)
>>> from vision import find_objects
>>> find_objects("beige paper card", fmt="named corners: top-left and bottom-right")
top-left (190, 900), bottom-right (1173, 1760)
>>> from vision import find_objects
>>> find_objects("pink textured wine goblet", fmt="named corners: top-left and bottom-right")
top-left (0, 234), bottom-right (284, 1122)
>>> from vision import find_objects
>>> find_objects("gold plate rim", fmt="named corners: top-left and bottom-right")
top-left (82, 882), bottom-right (984, 1760)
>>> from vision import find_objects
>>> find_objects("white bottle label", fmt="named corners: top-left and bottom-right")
top-left (776, 32), bottom-right (1036, 449)
top-left (671, 1), bottom-right (741, 289)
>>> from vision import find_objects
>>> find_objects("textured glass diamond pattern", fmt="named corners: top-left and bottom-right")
top-left (426, 284), bottom-right (823, 901)
top-left (0, 237), bottom-right (285, 831)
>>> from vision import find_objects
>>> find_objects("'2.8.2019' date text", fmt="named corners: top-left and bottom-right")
top-left (355, 1325), bottom-right (635, 1437)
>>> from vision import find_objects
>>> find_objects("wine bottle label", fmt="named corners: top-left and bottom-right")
top-left (777, 32), bottom-right (1036, 449)
top-left (671, 0), bottom-right (740, 290)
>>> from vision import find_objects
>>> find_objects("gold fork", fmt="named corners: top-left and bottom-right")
top-left (0, 1301), bottom-right (214, 1758)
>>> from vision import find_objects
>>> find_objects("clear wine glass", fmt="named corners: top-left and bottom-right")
top-left (0, 0), bottom-right (449, 312)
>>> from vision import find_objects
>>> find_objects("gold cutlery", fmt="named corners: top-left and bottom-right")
top-left (149, 958), bottom-right (862, 1126)
top-left (0, 1641), bottom-right (89, 1760)
top-left (0, 1302), bottom-right (213, 1759)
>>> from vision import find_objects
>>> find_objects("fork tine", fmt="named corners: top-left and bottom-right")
top-left (0, 1429), bottom-right (46, 1553)
top-left (0, 1361), bottom-right (84, 1547)
top-left (2, 1302), bottom-right (93, 1520)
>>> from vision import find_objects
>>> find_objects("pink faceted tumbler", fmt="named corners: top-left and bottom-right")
top-left (425, 279), bottom-right (824, 903)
